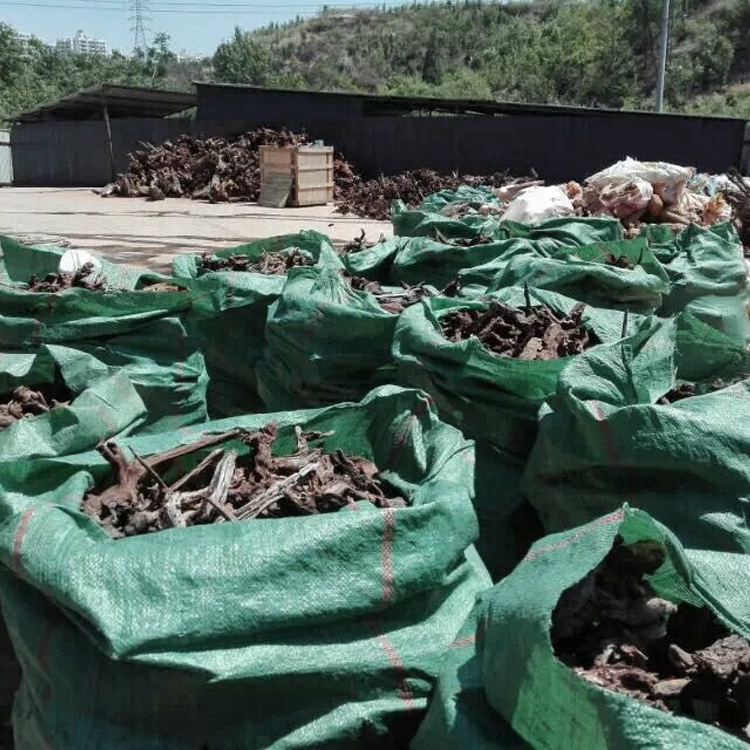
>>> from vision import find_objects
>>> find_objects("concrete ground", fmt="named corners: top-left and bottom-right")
top-left (0, 188), bottom-right (391, 270)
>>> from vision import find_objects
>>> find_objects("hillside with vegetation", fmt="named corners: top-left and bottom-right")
top-left (3, 0), bottom-right (750, 124)
top-left (250, 0), bottom-right (750, 115)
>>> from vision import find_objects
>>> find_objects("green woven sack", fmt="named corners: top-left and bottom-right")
top-left (483, 506), bottom-right (750, 750)
top-left (392, 286), bottom-right (640, 457)
top-left (257, 266), bottom-right (419, 410)
top-left (656, 223), bottom-right (750, 344)
top-left (172, 232), bottom-right (340, 417)
top-left (418, 185), bottom-right (501, 214)
top-left (392, 200), bottom-right (502, 240)
top-left (343, 237), bottom-right (411, 284)
top-left (412, 599), bottom-right (529, 750)
top-left (347, 218), bottom-right (622, 290)
top-left (481, 236), bottom-right (670, 314)
top-left (524, 314), bottom-right (750, 553)
top-left (0, 238), bottom-right (208, 433)
top-left (346, 235), bottom-right (535, 289)
top-left (0, 345), bottom-right (146, 462)
top-left (0, 386), bottom-right (490, 749)
top-left (470, 442), bottom-right (544, 583)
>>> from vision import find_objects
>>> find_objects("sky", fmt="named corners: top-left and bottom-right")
top-left (2, 0), bottom-right (411, 56)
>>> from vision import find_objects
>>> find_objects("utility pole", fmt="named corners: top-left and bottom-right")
top-left (130, 0), bottom-right (150, 52)
top-left (655, 0), bottom-right (670, 113)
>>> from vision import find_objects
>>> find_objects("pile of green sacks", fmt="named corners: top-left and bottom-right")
top-left (0, 182), bottom-right (749, 749)
top-left (0, 236), bottom-right (208, 433)
top-left (171, 231), bottom-right (339, 416)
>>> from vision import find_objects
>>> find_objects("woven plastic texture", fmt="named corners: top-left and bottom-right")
top-left (0, 237), bottom-right (209, 433)
top-left (524, 314), bottom-right (750, 553)
top-left (0, 345), bottom-right (146, 461)
top-left (0, 386), bottom-right (490, 749)
top-left (257, 265), bottom-right (417, 410)
top-left (392, 286), bottom-right (642, 457)
top-left (482, 507), bottom-right (750, 750)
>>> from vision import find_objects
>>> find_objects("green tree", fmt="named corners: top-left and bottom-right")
top-left (421, 29), bottom-right (443, 85)
top-left (213, 27), bottom-right (274, 85)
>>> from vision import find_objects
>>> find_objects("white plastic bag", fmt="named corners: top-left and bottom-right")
top-left (500, 185), bottom-right (575, 224)
top-left (59, 248), bottom-right (102, 275)
top-left (585, 157), bottom-right (695, 204)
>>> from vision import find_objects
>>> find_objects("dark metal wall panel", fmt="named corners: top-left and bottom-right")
top-left (324, 114), bottom-right (746, 181)
top-left (195, 85), bottom-right (746, 180)
top-left (11, 119), bottom-right (195, 186)
top-left (197, 85), bottom-right (362, 123)
top-left (198, 107), bottom-right (745, 182)
top-left (110, 118), bottom-right (194, 174)
top-left (11, 121), bottom-right (111, 186)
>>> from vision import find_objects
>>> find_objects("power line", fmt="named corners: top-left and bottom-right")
top-left (1, 0), bottom-right (389, 7)
top-left (0, 0), bottom-right (328, 10)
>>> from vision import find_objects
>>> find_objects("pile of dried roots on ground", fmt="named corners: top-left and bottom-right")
top-left (0, 386), bottom-right (70, 430)
top-left (101, 128), bottom-right (307, 203)
top-left (553, 535), bottom-right (750, 743)
top-left (82, 423), bottom-right (406, 538)
top-left (335, 168), bottom-right (516, 221)
top-left (440, 298), bottom-right (598, 360)
top-left (199, 249), bottom-right (312, 275)
top-left (100, 127), bottom-right (521, 220)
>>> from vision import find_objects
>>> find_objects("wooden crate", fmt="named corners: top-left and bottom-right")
top-left (260, 145), bottom-right (334, 207)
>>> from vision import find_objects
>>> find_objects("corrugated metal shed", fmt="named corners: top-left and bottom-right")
top-left (194, 83), bottom-right (748, 181)
top-left (14, 84), bottom-right (196, 123)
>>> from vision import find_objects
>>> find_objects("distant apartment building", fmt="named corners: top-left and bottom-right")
top-left (14, 31), bottom-right (38, 54)
top-left (56, 30), bottom-right (107, 55)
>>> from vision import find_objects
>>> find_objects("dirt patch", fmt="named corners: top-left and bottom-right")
top-left (552, 536), bottom-right (750, 743)
top-left (82, 423), bottom-right (406, 539)
top-left (199, 249), bottom-right (312, 275)
top-left (0, 385), bottom-right (71, 430)
top-left (26, 262), bottom-right (105, 292)
top-left (440, 300), bottom-right (597, 360)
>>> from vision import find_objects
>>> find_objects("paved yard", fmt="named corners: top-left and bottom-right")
top-left (0, 188), bottom-right (391, 270)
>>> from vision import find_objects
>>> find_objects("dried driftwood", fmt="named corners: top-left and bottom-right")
top-left (83, 423), bottom-right (406, 538)
top-left (440, 299), bottom-right (597, 360)
top-left (552, 536), bottom-right (750, 743)
top-left (199, 249), bottom-right (312, 275)
top-left (0, 386), bottom-right (70, 430)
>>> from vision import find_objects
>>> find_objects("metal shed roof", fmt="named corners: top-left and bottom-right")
top-left (195, 82), bottom-right (745, 123)
top-left (15, 84), bottom-right (196, 123)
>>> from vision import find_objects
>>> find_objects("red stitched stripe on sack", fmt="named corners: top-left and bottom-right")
top-left (375, 632), bottom-right (417, 711)
top-left (12, 509), bottom-right (36, 573)
top-left (523, 509), bottom-right (626, 562)
top-left (449, 634), bottom-right (477, 649)
top-left (380, 508), bottom-right (396, 606)
top-left (372, 506), bottom-right (416, 710)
